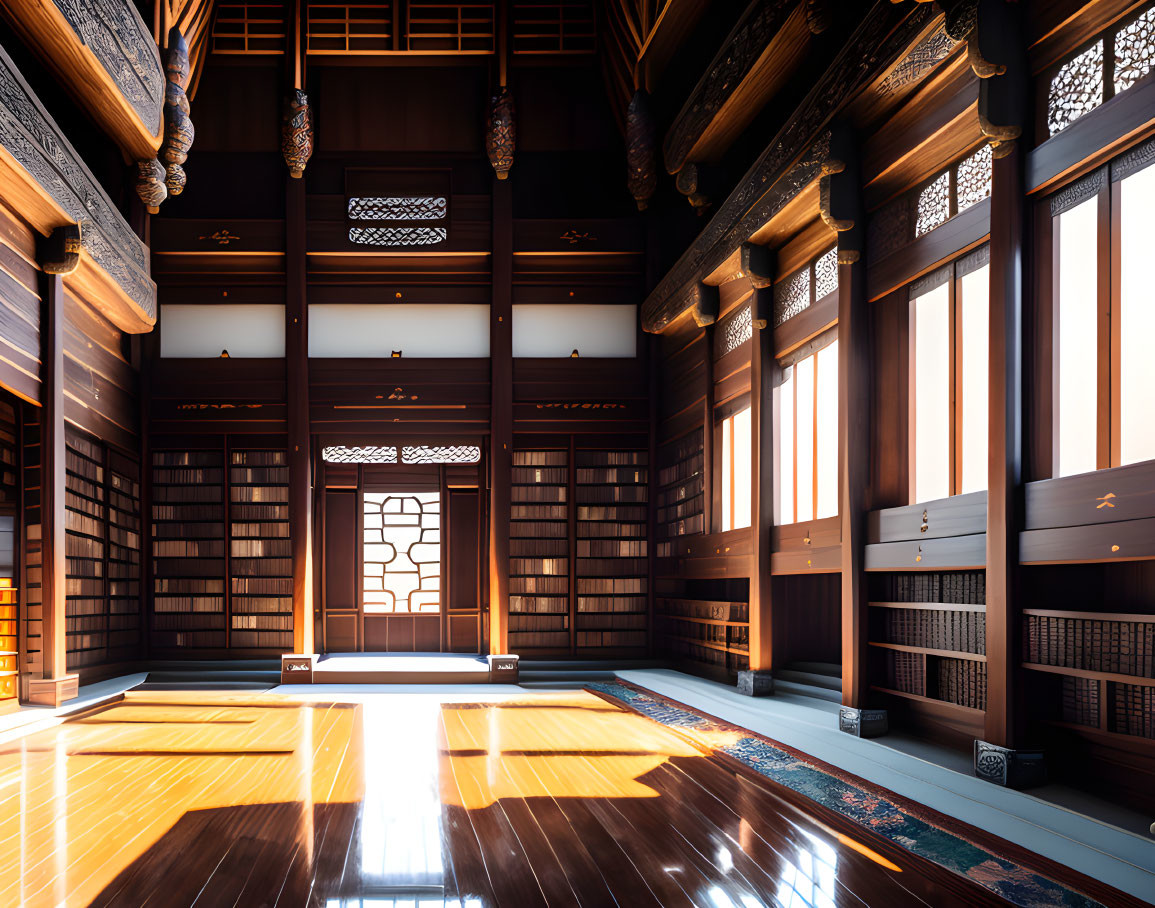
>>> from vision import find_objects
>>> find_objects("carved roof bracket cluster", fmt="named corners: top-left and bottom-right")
top-left (641, 0), bottom-right (936, 333)
top-left (819, 125), bottom-right (864, 264)
top-left (0, 40), bottom-right (156, 332)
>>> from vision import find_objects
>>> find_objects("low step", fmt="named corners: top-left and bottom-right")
top-left (772, 678), bottom-right (843, 704)
top-left (775, 668), bottom-right (842, 692)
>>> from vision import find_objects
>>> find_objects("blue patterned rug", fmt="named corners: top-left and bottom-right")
top-left (587, 680), bottom-right (1111, 908)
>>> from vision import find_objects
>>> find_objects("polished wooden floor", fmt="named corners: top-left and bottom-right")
top-left (0, 689), bottom-right (1022, 907)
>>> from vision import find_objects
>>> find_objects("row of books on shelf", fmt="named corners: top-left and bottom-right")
top-left (657, 432), bottom-right (703, 487)
top-left (575, 468), bottom-right (646, 484)
top-left (1062, 676), bottom-right (1100, 728)
top-left (577, 595), bottom-right (646, 613)
top-left (1114, 684), bottom-right (1154, 739)
top-left (512, 505), bottom-right (567, 521)
top-left (576, 557), bottom-right (646, 577)
top-left (659, 617), bottom-right (749, 651)
top-left (579, 451), bottom-right (646, 466)
top-left (153, 504), bottom-right (222, 521)
top-left (510, 576), bottom-right (567, 594)
top-left (154, 451), bottom-right (220, 467)
top-left (658, 501), bottom-right (704, 529)
top-left (576, 486), bottom-right (647, 504)
top-left (579, 522), bottom-right (646, 538)
top-left (510, 595), bottom-right (567, 614)
top-left (230, 467), bottom-right (288, 484)
top-left (513, 451), bottom-right (566, 466)
top-left (510, 557), bottom-right (568, 576)
top-left (575, 613), bottom-right (646, 629)
top-left (1024, 615), bottom-right (1154, 677)
top-left (577, 505), bottom-right (647, 521)
top-left (153, 485), bottom-right (221, 503)
top-left (510, 521), bottom-right (568, 538)
top-left (232, 615), bottom-right (292, 630)
top-left (657, 598), bottom-right (748, 623)
top-left (233, 451), bottom-right (286, 466)
top-left (230, 539), bottom-right (291, 557)
top-left (512, 466), bottom-right (567, 484)
top-left (66, 490), bottom-right (103, 519)
top-left (874, 607), bottom-right (986, 654)
top-left (576, 630), bottom-right (645, 648)
top-left (576, 540), bottom-right (646, 557)
top-left (510, 614), bottom-right (567, 632)
top-left (153, 468), bottom-right (224, 484)
top-left (232, 630), bottom-right (293, 648)
top-left (232, 522), bottom-right (290, 539)
top-left (878, 571), bottom-right (986, 605)
top-left (513, 486), bottom-right (567, 503)
top-left (664, 636), bottom-right (749, 673)
top-left (934, 657), bottom-right (987, 710)
top-left (232, 557), bottom-right (292, 576)
top-left (231, 486), bottom-right (287, 503)
top-left (511, 538), bottom-right (567, 556)
top-left (509, 630), bottom-right (570, 649)
top-left (657, 476), bottom-right (703, 510)
top-left (153, 540), bottom-right (224, 558)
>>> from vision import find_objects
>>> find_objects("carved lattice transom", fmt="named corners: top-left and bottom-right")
top-left (1048, 40), bottom-right (1104, 136)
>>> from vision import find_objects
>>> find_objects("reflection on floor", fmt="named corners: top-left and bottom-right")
top-left (0, 688), bottom-right (1117, 907)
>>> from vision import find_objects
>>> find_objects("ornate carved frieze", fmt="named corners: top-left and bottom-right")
top-left (485, 86), bottom-right (515, 180)
top-left (161, 28), bottom-right (194, 195)
top-left (642, 1), bottom-right (936, 333)
top-left (626, 89), bottom-right (657, 211)
top-left (662, 0), bottom-right (800, 175)
top-left (282, 89), bottom-right (313, 178)
top-left (878, 24), bottom-right (957, 96)
top-left (52, 0), bottom-right (164, 131)
top-left (0, 41), bottom-right (155, 323)
top-left (348, 226), bottom-right (447, 247)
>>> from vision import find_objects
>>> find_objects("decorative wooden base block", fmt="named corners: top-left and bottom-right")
top-left (736, 670), bottom-right (774, 697)
top-left (281, 654), bottom-right (317, 684)
top-left (839, 706), bottom-right (889, 738)
top-left (973, 740), bottom-right (1047, 789)
top-left (28, 674), bottom-right (79, 707)
top-left (487, 654), bottom-right (519, 683)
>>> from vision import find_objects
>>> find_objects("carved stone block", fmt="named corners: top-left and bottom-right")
top-left (281, 653), bottom-right (318, 684)
top-left (282, 89), bottom-right (314, 179)
top-left (973, 739), bottom-right (1047, 789)
top-left (737, 670), bottom-right (774, 697)
top-left (485, 86), bottom-right (515, 180)
top-left (839, 706), bottom-right (889, 738)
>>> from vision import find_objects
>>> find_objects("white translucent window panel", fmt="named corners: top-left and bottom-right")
top-left (912, 282), bottom-right (951, 503)
top-left (1056, 198), bottom-right (1099, 477)
top-left (308, 305), bottom-right (490, 357)
top-left (959, 266), bottom-right (990, 494)
top-left (815, 341), bottom-right (839, 519)
top-left (512, 305), bottom-right (636, 358)
top-left (776, 367), bottom-right (795, 525)
top-left (1120, 163), bottom-right (1155, 466)
top-left (160, 304), bottom-right (285, 358)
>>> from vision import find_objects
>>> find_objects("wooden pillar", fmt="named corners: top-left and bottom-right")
top-left (983, 146), bottom-right (1023, 751)
top-left (701, 326), bottom-right (715, 535)
top-left (838, 257), bottom-right (870, 712)
top-left (29, 265), bottom-right (76, 705)
top-left (287, 174), bottom-right (314, 656)
top-left (748, 301), bottom-right (774, 673)
top-left (488, 176), bottom-right (513, 655)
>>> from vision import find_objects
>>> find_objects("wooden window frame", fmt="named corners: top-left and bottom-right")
top-left (1042, 149), bottom-right (1155, 478)
top-left (715, 396), bottom-right (750, 534)
top-left (774, 326), bottom-right (838, 527)
top-left (907, 246), bottom-right (990, 504)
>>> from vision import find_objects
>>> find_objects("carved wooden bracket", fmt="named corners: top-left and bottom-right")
top-left (282, 89), bottom-right (314, 178)
top-left (675, 162), bottom-right (722, 214)
top-left (161, 27), bottom-right (194, 196)
top-left (818, 126), bottom-right (863, 264)
top-left (740, 242), bottom-right (775, 290)
top-left (39, 225), bottom-right (82, 275)
top-left (135, 158), bottom-right (167, 213)
top-left (973, 0), bottom-right (1026, 158)
top-left (689, 282), bottom-right (720, 327)
top-left (626, 89), bottom-right (657, 211)
top-left (486, 86), bottom-right (516, 180)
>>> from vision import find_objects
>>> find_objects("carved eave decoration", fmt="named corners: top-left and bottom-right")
top-left (0, 0), bottom-right (164, 161)
top-left (0, 42), bottom-right (156, 332)
top-left (641, 0), bottom-right (937, 334)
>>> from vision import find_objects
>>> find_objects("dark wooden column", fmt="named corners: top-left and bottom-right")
top-left (287, 174), bottom-right (314, 656)
top-left (29, 256), bottom-right (75, 705)
top-left (488, 176), bottom-right (513, 655)
top-left (838, 257), bottom-right (870, 716)
top-left (748, 297), bottom-right (774, 674)
top-left (983, 145), bottom-right (1025, 752)
top-left (701, 325), bottom-right (715, 535)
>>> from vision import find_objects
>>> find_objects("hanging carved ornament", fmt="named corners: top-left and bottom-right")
top-left (135, 157), bottom-right (167, 212)
top-left (485, 86), bottom-right (515, 180)
top-left (282, 89), bottom-right (314, 178)
top-left (625, 89), bottom-right (657, 211)
top-left (161, 27), bottom-right (194, 196)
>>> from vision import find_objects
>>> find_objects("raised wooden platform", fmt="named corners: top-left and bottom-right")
top-left (280, 652), bottom-right (518, 685)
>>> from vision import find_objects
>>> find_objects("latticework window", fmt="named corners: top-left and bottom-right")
top-left (512, 0), bottom-right (596, 54)
top-left (212, 2), bottom-right (287, 54)
top-left (715, 305), bottom-right (752, 358)
top-left (773, 269), bottom-right (811, 328)
top-left (405, 1), bottom-right (495, 53)
top-left (347, 197), bottom-right (448, 220)
top-left (323, 445), bottom-right (398, 463)
top-left (915, 172), bottom-right (951, 238)
top-left (1114, 6), bottom-right (1155, 95)
top-left (306, 3), bottom-right (392, 54)
top-left (956, 145), bottom-right (993, 213)
top-left (349, 226), bottom-right (447, 246)
top-left (363, 492), bottom-right (441, 613)
top-left (401, 445), bottom-right (481, 464)
top-left (814, 247), bottom-right (839, 301)
top-left (1048, 40), bottom-right (1104, 136)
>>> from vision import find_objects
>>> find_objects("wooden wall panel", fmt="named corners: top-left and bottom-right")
top-left (870, 289), bottom-right (909, 510)
top-left (513, 359), bottom-right (648, 435)
top-left (0, 200), bottom-right (41, 404)
top-left (149, 359), bottom-right (287, 436)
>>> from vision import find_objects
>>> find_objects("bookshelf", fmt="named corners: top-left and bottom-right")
top-left (151, 449), bottom-right (227, 650)
top-left (106, 456), bottom-right (142, 660)
top-left (0, 396), bottom-right (16, 507)
top-left (655, 597), bottom-right (749, 676)
top-left (509, 450), bottom-right (570, 652)
top-left (574, 450), bottom-right (648, 653)
top-left (656, 430), bottom-right (704, 558)
top-left (868, 570), bottom-right (987, 712)
top-left (229, 450), bottom-right (293, 649)
top-left (1023, 609), bottom-right (1154, 740)
top-left (0, 579), bottom-right (15, 702)
top-left (64, 431), bottom-right (107, 668)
